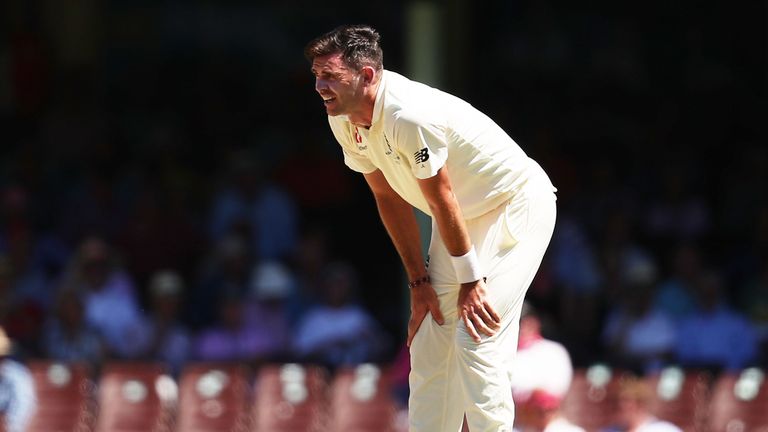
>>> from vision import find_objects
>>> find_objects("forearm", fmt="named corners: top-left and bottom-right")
top-left (418, 167), bottom-right (472, 256)
top-left (429, 194), bottom-right (483, 288)
top-left (418, 167), bottom-right (482, 286)
top-left (427, 190), bottom-right (471, 257)
top-left (373, 193), bottom-right (427, 280)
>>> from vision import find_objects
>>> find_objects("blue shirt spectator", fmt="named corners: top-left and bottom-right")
top-left (602, 254), bottom-right (677, 373)
top-left (0, 327), bottom-right (36, 432)
top-left (42, 290), bottom-right (104, 366)
top-left (208, 152), bottom-right (299, 261)
top-left (674, 270), bottom-right (758, 371)
top-left (60, 236), bottom-right (146, 359)
top-left (651, 243), bottom-right (703, 320)
top-left (292, 262), bottom-right (388, 368)
top-left (135, 270), bottom-right (192, 375)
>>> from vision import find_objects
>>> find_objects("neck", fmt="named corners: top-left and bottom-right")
top-left (348, 74), bottom-right (382, 128)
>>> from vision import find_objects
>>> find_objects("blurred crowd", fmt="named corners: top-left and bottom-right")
top-left (0, 1), bottom-right (765, 431)
top-left (0, 0), bottom-right (765, 396)
top-left (0, 190), bottom-right (393, 373)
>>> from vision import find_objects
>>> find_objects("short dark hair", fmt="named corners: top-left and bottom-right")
top-left (304, 24), bottom-right (384, 71)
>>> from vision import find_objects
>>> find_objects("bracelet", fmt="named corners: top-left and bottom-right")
top-left (408, 275), bottom-right (430, 289)
top-left (450, 246), bottom-right (483, 284)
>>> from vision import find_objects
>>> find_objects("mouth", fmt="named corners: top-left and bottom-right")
top-left (322, 95), bottom-right (336, 105)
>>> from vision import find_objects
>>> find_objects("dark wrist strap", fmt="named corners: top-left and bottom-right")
top-left (408, 275), bottom-right (430, 289)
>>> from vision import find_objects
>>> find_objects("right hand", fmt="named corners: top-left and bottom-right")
top-left (407, 280), bottom-right (445, 347)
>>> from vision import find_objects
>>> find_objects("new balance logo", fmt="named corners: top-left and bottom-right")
top-left (414, 148), bottom-right (430, 164)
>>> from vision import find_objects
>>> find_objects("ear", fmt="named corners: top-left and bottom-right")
top-left (360, 66), bottom-right (377, 86)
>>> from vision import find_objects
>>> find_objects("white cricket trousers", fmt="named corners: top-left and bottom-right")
top-left (408, 174), bottom-right (556, 432)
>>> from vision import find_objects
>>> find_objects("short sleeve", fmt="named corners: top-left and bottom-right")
top-left (341, 147), bottom-right (377, 174)
top-left (392, 113), bottom-right (447, 179)
top-left (328, 117), bottom-right (377, 174)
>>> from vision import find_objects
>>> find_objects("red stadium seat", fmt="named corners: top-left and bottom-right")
top-left (328, 363), bottom-right (399, 432)
top-left (26, 361), bottom-right (96, 432)
top-left (560, 364), bottom-right (627, 432)
top-left (644, 367), bottom-right (711, 431)
top-left (94, 362), bottom-right (175, 432)
top-left (175, 362), bottom-right (252, 432)
top-left (252, 363), bottom-right (330, 432)
top-left (707, 368), bottom-right (768, 432)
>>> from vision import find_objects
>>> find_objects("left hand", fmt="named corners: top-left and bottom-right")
top-left (407, 281), bottom-right (445, 347)
top-left (457, 279), bottom-right (501, 342)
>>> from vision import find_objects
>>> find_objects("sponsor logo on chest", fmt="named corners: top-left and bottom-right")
top-left (353, 127), bottom-right (367, 151)
top-left (384, 133), bottom-right (401, 163)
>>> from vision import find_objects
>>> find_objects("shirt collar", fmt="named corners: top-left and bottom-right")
top-left (370, 70), bottom-right (388, 127)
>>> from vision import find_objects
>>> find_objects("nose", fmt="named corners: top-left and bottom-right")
top-left (315, 77), bottom-right (327, 93)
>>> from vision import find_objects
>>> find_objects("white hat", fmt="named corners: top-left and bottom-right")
top-left (249, 261), bottom-right (293, 300)
top-left (622, 252), bottom-right (658, 286)
top-left (150, 270), bottom-right (184, 297)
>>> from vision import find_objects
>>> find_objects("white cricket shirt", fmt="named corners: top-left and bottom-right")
top-left (328, 70), bottom-right (555, 219)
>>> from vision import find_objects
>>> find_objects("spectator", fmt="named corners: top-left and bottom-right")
top-left (651, 243), bottom-right (703, 320)
top-left (193, 260), bottom-right (294, 363)
top-left (194, 295), bottom-right (257, 361)
top-left (736, 255), bottom-right (768, 364)
top-left (512, 302), bottom-right (573, 403)
top-left (675, 269), bottom-right (758, 371)
top-left (0, 186), bottom-right (48, 312)
top-left (511, 302), bottom-right (578, 432)
top-left (0, 326), bottom-right (36, 432)
top-left (0, 185), bottom-right (70, 314)
top-left (603, 377), bottom-right (682, 432)
top-left (190, 234), bottom-right (252, 329)
top-left (596, 208), bottom-right (651, 307)
top-left (516, 390), bottom-right (586, 432)
top-left (41, 289), bottom-right (104, 367)
top-left (208, 150), bottom-right (299, 261)
top-left (292, 262), bottom-right (388, 368)
top-left (602, 255), bottom-right (677, 373)
top-left (0, 256), bottom-right (45, 355)
top-left (135, 270), bottom-right (191, 375)
top-left (60, 236), bottom-right (145, 358)
top-left (549, 217), bottom-right (604, 365)
top-left (242, 260), bottom-right (294, 362)
top-left (288, 228), bottom-right (332, 322)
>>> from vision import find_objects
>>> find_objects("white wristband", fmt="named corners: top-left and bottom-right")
top-left (450, 246), bottom-right (483, 284)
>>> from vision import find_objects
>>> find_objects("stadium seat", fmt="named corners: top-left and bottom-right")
top-left (328, 363), bottom-right (398, 432)
top-left (645, 367), bottom-right (711, 431)
top-left (560, 364), bottom-right (626, 431)
top-left (252, 363), bottom-right (330, 432)
top-left (94, 362), bottom-right (176, 432)
top-left (175, 362), bottom-right (251, 432)
top-left (707, 368), bottom-right (768, 432)
top-left (25, 361), bottom-right (96, 432)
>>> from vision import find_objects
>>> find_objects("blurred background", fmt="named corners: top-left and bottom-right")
top-left (0, 0), bottom-right (766, 381)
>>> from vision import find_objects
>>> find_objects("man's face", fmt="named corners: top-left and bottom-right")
top-left (311, 52), bottom-right (364, 117)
